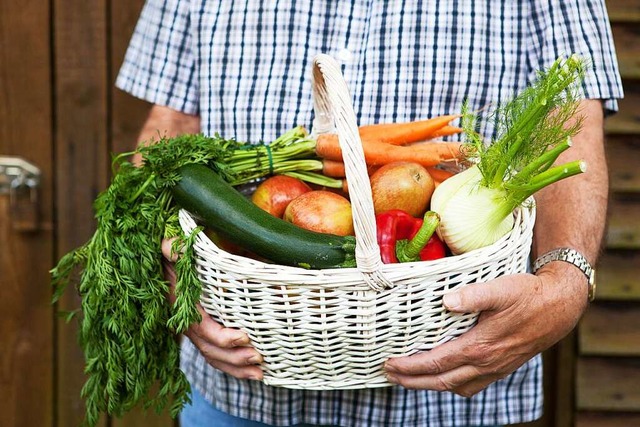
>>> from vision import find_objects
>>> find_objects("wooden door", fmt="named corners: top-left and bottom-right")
top-left (1, 0), bottom-right (168, 425)
top-left (0, 1), bottom-right (54, 426)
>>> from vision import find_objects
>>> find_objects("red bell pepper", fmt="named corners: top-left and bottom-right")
top-left (376, 209), bottom-right (446, 264)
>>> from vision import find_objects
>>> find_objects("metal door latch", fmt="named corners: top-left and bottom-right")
top-left (0, 156), bottom-right (41, 231)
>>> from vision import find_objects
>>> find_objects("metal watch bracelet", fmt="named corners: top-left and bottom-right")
top-left (532, 247), bottom-right (596, 302)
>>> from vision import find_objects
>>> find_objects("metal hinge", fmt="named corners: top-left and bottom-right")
top-left (0, 156), bottom-right (41, 231)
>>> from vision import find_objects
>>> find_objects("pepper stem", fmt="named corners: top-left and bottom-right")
top-left (396, 211), bottom-right (441, 262)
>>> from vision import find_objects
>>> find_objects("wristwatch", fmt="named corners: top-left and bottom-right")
top-left (532, 247), bottom-right (596, 302)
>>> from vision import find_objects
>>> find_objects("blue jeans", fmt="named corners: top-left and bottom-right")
top-left (180, 386), bottom-right (502, 427)
top-left (179, 387), bottom-right (330, 427)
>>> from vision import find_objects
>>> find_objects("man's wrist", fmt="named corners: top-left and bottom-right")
top-left (533, 247), bottom-right (596, 303)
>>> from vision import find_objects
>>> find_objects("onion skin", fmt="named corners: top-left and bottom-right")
top-left (430, 165), bottom-right (514, 255)
top-left (370, 161), bottom-right (435, 217)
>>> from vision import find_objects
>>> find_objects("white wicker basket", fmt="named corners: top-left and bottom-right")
top-left (178, 54), bottom-right (536, 390)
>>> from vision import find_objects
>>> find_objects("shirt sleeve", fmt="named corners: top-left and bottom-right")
top-left (115, 0), bottom-right (199, 115)
top-left (529, 0), bottom-right (624, 114)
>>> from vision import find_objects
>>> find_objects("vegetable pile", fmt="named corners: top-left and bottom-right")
top-left (51, 55), bottom-right (587, 425)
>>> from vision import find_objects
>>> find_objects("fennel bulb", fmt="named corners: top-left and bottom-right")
top-left (431, 55), bottom-right (588, 254)
top-left (431, 165), bottom-right (515, 254)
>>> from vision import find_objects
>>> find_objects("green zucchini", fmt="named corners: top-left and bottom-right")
top-left (172, 163), bottom-right (357, 269)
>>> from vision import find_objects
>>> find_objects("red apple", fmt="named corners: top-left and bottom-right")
top-left (370, 161), bottom-right (435, 217)
top-left (284, 190), bottom-right (354, 236)
top-left (251, 175), bottom-right (312, 218)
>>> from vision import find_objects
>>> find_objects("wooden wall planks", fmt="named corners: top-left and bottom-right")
top-left (576, 1), bottom-right (640, 424)
top-left (52, 0), bottom-right (171, 425)
top-left (579, 302), bottom-right (640, 355)
top-left (576, 358), bottom-right (640, 411)
top-left (606, 0), bottom-right (640, 22)
top-left (110, 0), bottom-right (153, 156)
top-left (597, 251), bottom-right (640, 300)
top-left (576, 412), bottom-right (640, 427)
top-left (610, 24), bottom-right (640, 79)
top-left (606, 195), bottom-right (640, 249)
top-left (607, 135), bottom-right (640, 192)
top-left (606, 82), bottom-right (640, 134)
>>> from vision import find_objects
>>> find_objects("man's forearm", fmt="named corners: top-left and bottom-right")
top-left (533, 99), bottom-right (607, 262)
top-left (132, 105), bottom-right (201, 164)
top-left (533, 99), bottom-right (607, 302)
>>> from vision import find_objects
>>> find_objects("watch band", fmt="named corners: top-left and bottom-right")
top-left (532, 247), bottom-right (596, 302)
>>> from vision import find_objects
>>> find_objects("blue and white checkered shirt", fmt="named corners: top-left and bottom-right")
top-left (117, 1), bottom-right (622, 426)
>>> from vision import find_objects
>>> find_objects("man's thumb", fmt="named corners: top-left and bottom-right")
top-left (442, 280), bottom-right (509, 313)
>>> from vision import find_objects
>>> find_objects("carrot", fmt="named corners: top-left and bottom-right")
top-left (357, 114), bottom-right (461, 145)
top-left (322, 159), bottom-right (379, 178)
top-left (321, 159), bottom-right (347, 178)
top-left (315, 134), bottom-right (462, 167)
top-left (341, 179), bottom-right (349, 194)
top-left (428, 125), bottom-right (463, 139)
top-left (426, 166), bottom-right (455, 183)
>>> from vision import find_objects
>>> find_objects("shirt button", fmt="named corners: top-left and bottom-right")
top-left (337, 48), bottom-right (353, 63)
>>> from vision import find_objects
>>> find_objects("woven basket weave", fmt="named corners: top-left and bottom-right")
top-left (178, 54), bottom-right (536, 390)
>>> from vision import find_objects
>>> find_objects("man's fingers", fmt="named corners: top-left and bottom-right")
top-left (206, 359), bottom-right (264, 381)
top-left (187, 318), bottom-right (264, 369)
top-left (189, 305), bottom-right (252, 348)
top-left (191, 335), bottom-right (263, 368)
top-left (452, 375), bottom-right (505, 398)
top-left (385, 334), bottom-right (474, 376)
top-left (161, 237), bottom-right (181, 262)
top-left (386, 364), bottom-right (482, 392)
top-left (385, 335), bottom-right (508, 396)
top-left (185, 304), bottom-right (262, 358)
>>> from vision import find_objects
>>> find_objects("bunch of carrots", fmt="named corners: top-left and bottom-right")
top-left (311, 113), bottom-right (462, 187)
top-left (220, 113), bottom-right (463, 190)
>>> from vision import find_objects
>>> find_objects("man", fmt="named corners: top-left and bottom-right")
top-left (117, 1), bottom-right (623, 425)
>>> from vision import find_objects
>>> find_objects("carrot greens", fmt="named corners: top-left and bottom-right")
top-left (50, 127), bottom-right (330, 426)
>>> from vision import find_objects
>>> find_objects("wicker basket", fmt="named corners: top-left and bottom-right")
top-left (178, 54), bottom-right (536, 390)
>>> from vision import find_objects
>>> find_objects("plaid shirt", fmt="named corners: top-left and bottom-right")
top-left (117, 1), bottom-right (622, 425)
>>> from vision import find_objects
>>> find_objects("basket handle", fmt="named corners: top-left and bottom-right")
top-left (311, 54), bottom-right (392, 291)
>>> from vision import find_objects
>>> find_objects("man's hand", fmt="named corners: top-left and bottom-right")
top-left (133, 105), bottom-right (202, 165)
top-left (384, 263), bottom-right (587, 397)
top-left (383, 99), bottom-right (606, 396)
top-left (161, 239), bottom-right (264, 381)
